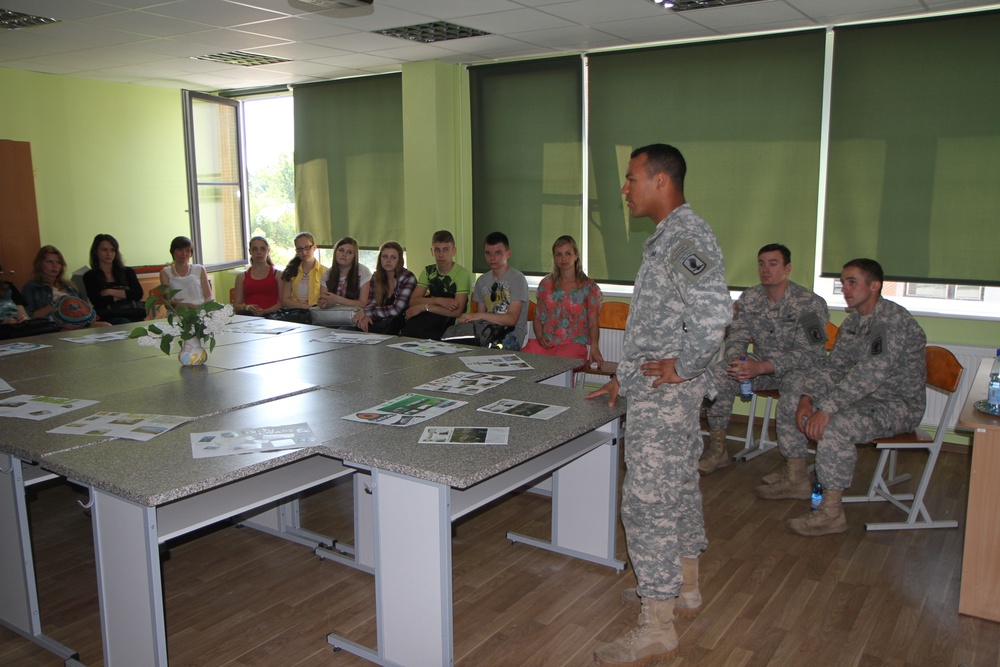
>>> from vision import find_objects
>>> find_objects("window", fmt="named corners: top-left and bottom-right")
top-left (182, 91), bottom-right (248, 270)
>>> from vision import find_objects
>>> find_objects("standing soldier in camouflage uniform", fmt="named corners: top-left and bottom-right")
top-left (700, 243), bottom-right (830, 475)
top-left (776, 258), bottom-right (926, 536)
top-left (587, 144), bottom-right (731, 665)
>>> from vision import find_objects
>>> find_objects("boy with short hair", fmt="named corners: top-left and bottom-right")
top-left (458, 231), bottom-right (529, 350)
top-left (401, 230), bottom-right (472, 340)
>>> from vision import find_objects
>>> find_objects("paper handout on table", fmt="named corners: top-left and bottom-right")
top-left (343, 393), bottom-right (466, 427)
top-left (48, 411), bottom-right (191, 441)
top-left (459, 354), bottom-right (533, 373)
top-left (387, 340), bottom-right (466, 357)
top-left (191, 422), bottom-right (317, 458)
top-left (412, 372), bottom-right (515, 396)
top-left (0, 395), bottom-right (98, 421)
top-left (312, 331), bottom-right (391, 345)
top-left (477, 399), bottom-right (569, 421)
top-left (61, 330), bottom-right (131, 344)
top-left (0, 378), bottom-right (13, 394)
top-left (226, 320), bottom-right (300, 335)
top-left (0, 342), bottom-right (50, 357)
top-left (418, 426), bottom-right (509, 446)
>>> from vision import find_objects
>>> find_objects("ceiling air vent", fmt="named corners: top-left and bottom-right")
top-left (376, 21), bottom-right (491, 44)
top-left (193, 51), bottom-right (292, 67)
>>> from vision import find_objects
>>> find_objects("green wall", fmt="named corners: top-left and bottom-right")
top-left (0, 68), bottom-right (188, 274)
top-left (1, 63), bottom-right (995, 354)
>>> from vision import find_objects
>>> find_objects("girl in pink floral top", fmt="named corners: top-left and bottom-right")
top-left (523, 235), bottom-right (603, 366)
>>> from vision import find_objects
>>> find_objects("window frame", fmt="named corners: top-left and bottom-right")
top-left (181, 90), bottom-right (250, 272)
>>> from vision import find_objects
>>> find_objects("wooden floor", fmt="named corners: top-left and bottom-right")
top-left (3, 425), bottom-right (999, 667)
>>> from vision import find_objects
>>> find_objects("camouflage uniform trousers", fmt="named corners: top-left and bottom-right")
top-left (814, 397), bottom-right (920, 491)
top-left (621, 376), bottom-right (708, 600)
top-left (706, 355), bottom-right (778, 429)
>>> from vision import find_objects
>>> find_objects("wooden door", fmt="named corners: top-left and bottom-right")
top-left (0, 140), bottom-right (42, 289)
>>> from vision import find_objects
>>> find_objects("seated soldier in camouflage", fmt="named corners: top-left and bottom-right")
top-left (700, 243), bottom-right (829, 475)
top-left (767, 258), bottom-right (926, 536)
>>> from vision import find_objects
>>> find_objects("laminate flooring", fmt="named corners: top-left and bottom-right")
top-left (2, 425), bottom-right (998, 667)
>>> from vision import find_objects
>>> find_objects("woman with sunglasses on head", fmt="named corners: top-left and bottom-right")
top-left (352, 241), bottom-right (415, 334)
top-left (83, 233), bottom-right (145, 324)
top-left (23, 245), bottom-right (109, 329)
top-left (522, 235), bottom-right (603, 367)
top-left (233, 236), bottom-right (282, 317)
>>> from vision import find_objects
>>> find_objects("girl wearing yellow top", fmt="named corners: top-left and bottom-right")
top-left (279, 232), bottom-right (326, 311)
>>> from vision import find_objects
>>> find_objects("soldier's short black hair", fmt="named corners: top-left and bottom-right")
top-left (843, 258), bottom-right (884, 285)
top-left (631, 144), bottom-right (686, 191)
top-left (758, 243), bottom-right (791, 265)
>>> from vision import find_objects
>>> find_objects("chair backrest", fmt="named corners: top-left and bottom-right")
top-left (926, 345), bottom-right (963, 393)
top-left (527, 299), bottom-right (535, 322)
top-left (599, 301), bottom-right (629, 330)
top-left (825, 321), bottom-right (839, 351)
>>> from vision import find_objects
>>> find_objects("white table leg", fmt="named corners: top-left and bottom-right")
top-left (0, 455), bottom-right (80, 663)
top-left (91, 488), bottom-right (166, 667)
top-left (328, 469), bottom-right (452, 667)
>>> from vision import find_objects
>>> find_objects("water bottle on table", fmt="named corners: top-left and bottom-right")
top-left (988, 348), bottom-right (1000, 412)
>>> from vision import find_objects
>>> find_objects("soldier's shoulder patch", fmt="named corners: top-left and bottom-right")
top-left (868, 324), bottom-right (886, 356)
top-left (798, 312), bottom-right (827, 345)
top-left (670, 242), bottom-right (715, 283)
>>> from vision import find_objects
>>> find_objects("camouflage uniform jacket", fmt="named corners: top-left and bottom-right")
top-left (805, 297), bottom-right (926, 420)
top-left (725, 281), bottom-right (829, 377)
top-left (617, 204), bottom-right (731, 395)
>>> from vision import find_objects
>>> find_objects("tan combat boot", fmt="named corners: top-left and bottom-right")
top-left (594, 597), bottom-right (679, 666)
top-left (755, 457), bottom-right (811, 500)
top-left (787, 489), bottom-right (848, 536)
top-left (620, 557), bottom-right (702, 617)
top-left (698, 428), bottom-right (731, 476)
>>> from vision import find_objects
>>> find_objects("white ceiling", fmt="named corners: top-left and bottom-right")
top-left (0, 0), bottom-right (997, 91)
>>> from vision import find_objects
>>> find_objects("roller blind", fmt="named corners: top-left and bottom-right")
top-left (469, 57), bottom-right (583, 274)
top-left (823, 12), bottom-right (1000, 285)
top-left (293, 74), bottom-right (404, 248)
top-left (588, 31), bottom-right (826, 287)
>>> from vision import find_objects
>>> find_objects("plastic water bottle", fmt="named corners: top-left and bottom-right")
top-left (738, 356), bottom-right (753, 401)
top-left (811, 482), bottom-right (823, 511)
top-left (988, 349), bottom-right (1000, 412)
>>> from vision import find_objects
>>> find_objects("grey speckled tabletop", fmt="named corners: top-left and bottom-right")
top-left (2, 331), bottom-right (624, 506)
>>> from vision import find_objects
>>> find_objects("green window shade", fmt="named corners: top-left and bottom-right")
top-left (293, 75), bottom-right (404, 248)
top-left (824, 12), bottom-right (1000, 286)
top-left (588, 32), bottom-right (826, 287)
top-left (469, 57), bottom-right (583, 274)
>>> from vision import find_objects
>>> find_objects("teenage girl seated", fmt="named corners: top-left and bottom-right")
top-left (83, 233), bottom-right (145, 324)
top-left (233, 236), bottom-right (282, 317)
top-left (279, 232), bottom-right (326, 313)
top-left (352, 241), bottom-right (416, 334)
top-left (316, 236), bottom-right (371, 311)
top-left (159, 236), bottom-right (213, 307)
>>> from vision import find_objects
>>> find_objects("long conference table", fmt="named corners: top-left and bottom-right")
top-left (0, 317), bottom-right (627, 666)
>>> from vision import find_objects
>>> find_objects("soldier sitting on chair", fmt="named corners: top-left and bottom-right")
top-left (700, 243), bottom-right (829, 475)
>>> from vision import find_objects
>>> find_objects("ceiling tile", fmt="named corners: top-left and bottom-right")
top-left (81, 10), bottom-right (212, 37)
top-left (236, 15), bottom-right (356, 40)
top-left (536, 0), bottom-right (668, 24)
top-left (509, 26), bottom-right (629, 49)
top-left (380, 0), bottom-right (523, 20)
top-left (459, 8), bottom-right (577, 33)
top-left (144, 0), bottom-right (285, 28)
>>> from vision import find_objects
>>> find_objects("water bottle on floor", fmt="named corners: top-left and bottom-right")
top-left (811, 482), bottom-right (823, 511)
